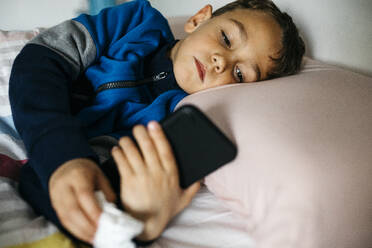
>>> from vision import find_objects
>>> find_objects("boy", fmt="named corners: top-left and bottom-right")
top-left (9, 0), bottom-right (305, 245)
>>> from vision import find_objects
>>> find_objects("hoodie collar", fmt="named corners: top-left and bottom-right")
top-left (144, 40), bottom-right (185, 98)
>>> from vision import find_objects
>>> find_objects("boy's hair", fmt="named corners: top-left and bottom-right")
top-left (212, 0), bottom-right (305, 79)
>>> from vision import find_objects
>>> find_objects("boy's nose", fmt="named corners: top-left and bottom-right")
top-left (211, 54), bottom-right (226, 74)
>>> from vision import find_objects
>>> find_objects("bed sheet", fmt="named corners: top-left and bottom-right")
top-left (145, 186), bottom-right (254, 248)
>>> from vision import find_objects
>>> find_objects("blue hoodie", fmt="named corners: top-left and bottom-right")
top-left (9, 0), bottom-right (187, 190)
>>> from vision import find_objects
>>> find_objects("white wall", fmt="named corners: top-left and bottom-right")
top-left (0, 0), bottom-right (87, 30)
top-left (151, 0), bottom-right (226, 16)
top-left (272, 0), bottom-right (372, 77)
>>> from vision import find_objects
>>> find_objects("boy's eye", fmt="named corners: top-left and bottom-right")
top-left (221, 30), bottom-right (231, 48)
top-left (235, 66), bottom-right (244, 83)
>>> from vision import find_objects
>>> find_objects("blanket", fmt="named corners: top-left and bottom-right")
top-left (0, 28), bottom-right (88, 248)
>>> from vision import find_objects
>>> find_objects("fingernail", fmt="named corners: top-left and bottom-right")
top-left (148, 121), bottom-right (160, 131)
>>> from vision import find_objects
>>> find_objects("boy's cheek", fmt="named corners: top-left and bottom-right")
top-left (174, 66), bottom-right (191, 93)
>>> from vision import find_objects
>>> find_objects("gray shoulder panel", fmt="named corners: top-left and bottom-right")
top-left (29, 20), bottom-right (96, 77)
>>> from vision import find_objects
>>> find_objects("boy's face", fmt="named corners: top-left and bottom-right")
top-left (170, 5), bottom-right (283, 94)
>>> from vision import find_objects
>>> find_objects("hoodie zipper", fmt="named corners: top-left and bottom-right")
top-left (96, 71), bottom-right (168, 94)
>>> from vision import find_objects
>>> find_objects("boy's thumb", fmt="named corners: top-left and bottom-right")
top-left (97, 173), bottom-right (117, 203)
top-left (179, 181), bottom-right (201, 210)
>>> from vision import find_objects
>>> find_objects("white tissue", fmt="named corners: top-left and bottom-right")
top-left (93, 191), bottom-right (144, 248)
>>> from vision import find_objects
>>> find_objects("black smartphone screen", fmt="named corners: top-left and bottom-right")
top-left (160, 104), bottom-right (237, 188)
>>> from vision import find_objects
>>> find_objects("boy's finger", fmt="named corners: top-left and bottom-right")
top-left (54, 188), bottom-right (96, 243)
top-left (112, 145), bottom-right (134, 177)
top-left (148, 121), bottom-right (177, 173)
top-left (133, 124), bottom-right (162, 171)
top-left (178, 181), bottom-right (201, 212)
top-left (118, 136), bottom-right (145, 174)
top-left (97, 170), bottom-right (117, 203)
top-left (63, 207), bottom-right (96, 243)
top-left (75, 183), bottom-right (102, 226)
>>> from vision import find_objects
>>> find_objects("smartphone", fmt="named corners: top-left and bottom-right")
top-left (160, 104), bottom-right (237, 188)
top-left (100, 104), bottom-right (237, 192)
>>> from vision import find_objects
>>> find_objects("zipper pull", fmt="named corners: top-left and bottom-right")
top-left (152, 72), bottom-right (168, 81)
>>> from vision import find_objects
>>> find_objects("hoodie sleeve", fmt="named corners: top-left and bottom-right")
top-left (9, 44), bottom-right (98, 191)
top-left (8, 0), bottom-right (155, 190)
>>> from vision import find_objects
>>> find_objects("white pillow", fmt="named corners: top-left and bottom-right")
top-left (177, 58), bottom-right (372, 248)
top-left (0, 29), bottom-right (44, 116)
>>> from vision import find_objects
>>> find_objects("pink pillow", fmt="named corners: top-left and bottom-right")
top-left (177, 58), bottom-right (372, 247)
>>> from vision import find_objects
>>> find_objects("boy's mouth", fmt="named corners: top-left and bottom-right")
top-left (193, 57), bottom-right (205, 82)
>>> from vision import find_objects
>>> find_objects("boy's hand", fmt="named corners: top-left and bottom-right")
top-left (112, 121), bottom-right (201, 241)
top-left (49, 158), bottom-right (116, 244)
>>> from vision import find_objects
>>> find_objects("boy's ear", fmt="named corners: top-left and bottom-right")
top-left (184, 4), bottom-right (213, 33)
